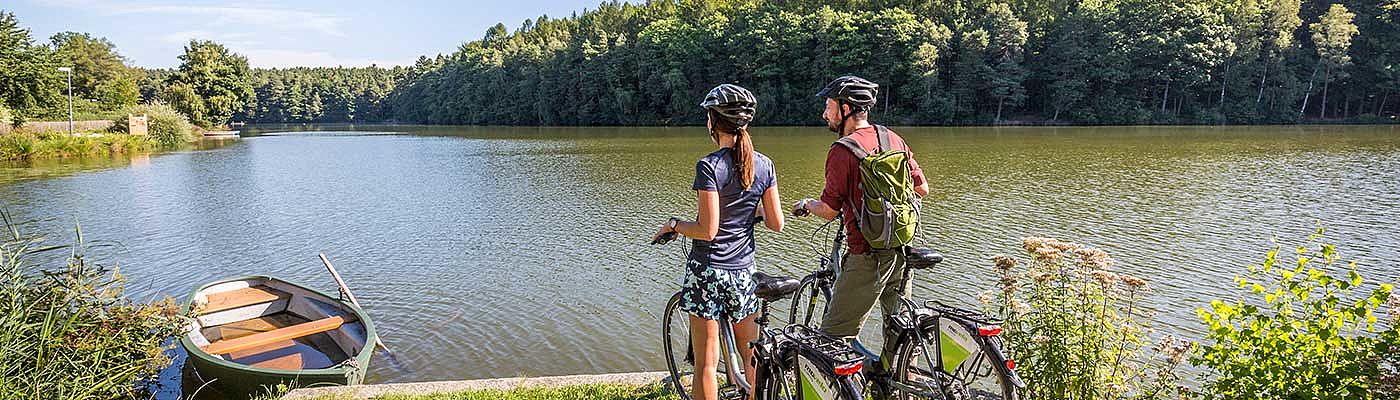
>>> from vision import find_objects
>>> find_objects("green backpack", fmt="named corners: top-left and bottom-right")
top-left (834, 125), bottom-right (920, 250)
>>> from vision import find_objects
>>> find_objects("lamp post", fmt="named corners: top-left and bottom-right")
top-left (57, 67), bottom-right (73, 135)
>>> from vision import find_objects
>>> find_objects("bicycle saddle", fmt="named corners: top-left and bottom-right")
top-left (906, 248), bottom-right (944, 269)
top-left (752, 272), bottom-right (801, 302)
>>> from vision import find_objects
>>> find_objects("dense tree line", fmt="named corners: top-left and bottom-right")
top-left (383, 0), bottom-right (1400, 125)
top-left (7, 2), bottom-right (1400, 127)
top-left (235, 67), bottom-right (403, 123)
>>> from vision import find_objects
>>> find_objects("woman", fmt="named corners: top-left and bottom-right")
top-left (653, 84), bottom-right (784, 400)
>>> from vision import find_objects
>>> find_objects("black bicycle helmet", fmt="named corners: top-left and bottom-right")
top-left (700, 84), bottom-right (757, 125)
top-left (815, 75), bottom-right (879, 110)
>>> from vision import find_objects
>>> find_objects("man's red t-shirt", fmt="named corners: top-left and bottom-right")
top-left (820, 126), bottom-right (925, 255)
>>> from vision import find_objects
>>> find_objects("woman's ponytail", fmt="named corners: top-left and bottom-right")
top-left (709, 109), bottom-right (756, 190)
top-left (734, 126), bottom-right (755, 190)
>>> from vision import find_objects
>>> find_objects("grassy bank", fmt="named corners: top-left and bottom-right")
top-left (0, 130), bottom-right (154, 161)
top-left (282, 383), bottom-right (679, 400)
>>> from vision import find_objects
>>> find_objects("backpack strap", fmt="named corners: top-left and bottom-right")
top-left (874, 125), bottom-right (892, 154)
top-left (834, 136), bottom-right (869, 159)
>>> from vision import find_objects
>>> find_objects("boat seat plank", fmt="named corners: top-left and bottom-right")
top-left (201, 316), bottom-right (346, 356)
top-left (226, 340), bottom-right (336, 370)
top-left (198, 285), bottom-right (291, 314)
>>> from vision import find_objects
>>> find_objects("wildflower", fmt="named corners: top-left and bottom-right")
top-left (1029, 270), bottom-right (1054, 284)
top-left (1010, 298), bottom-right (1031, 317)
top-left (1000, 274), bottom-right (1019, 294)
top-left (1154, 335), bottom-right (1190, 365)
top-left (1051, 240), bottom-right (1081, 252)
top-left (1022, 237), bottom-right (1049, 253)
top-left (1091, 270), bottom-right (1119, 288)
top-left (1074, 247), bottom-right (1113, 268)
top-left (992, 255), bottom-right (1017, 272)
top-left (1032, 334), bottom-right (1050, 344)
top-left (1121, 274), bottom-right (1148, 290)
top-left (976, 290), bottom-right (998, 306)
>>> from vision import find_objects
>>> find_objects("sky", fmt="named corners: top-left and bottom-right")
top-left (7, 0), bottom-right (606, 68)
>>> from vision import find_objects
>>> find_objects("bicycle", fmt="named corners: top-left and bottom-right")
top-left (787, 214), bottom-right (1025, 400)
top-left (654, 228), bottom-right (866, 400)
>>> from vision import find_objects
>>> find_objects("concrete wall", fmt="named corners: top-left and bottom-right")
top-left (0, 120), bottom-right (114, 134)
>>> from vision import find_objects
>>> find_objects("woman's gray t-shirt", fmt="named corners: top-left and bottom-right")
top-left (689, 148), bottom-right (776, 270)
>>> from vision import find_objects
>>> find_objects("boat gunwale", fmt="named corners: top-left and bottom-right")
top-left (178, 275), bottom-right (378, 378)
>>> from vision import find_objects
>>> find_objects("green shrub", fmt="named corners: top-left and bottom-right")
top-left (1195, 228), bottom-right (1397, 399)
top-left (982, 238), bottom-right (1186, 400)
top-left (111, 102), bottom-right (194, 147)
top-left (0, 213), bottom-right (186, 399)
top-left (0, 133), bottom-right (35, 160)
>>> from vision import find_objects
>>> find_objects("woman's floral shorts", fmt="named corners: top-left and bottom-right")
top-left (678, 260), bottom-right (759, 321)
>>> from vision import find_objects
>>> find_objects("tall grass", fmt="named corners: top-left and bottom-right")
top-left (0, 130), bottom-right (154, 161)
top-left (0, 211), bottom-right (186, 399)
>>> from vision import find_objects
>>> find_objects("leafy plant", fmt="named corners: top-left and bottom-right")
top-left (982, 237), bottom-right (1185, 400)
top-left (111, 102), bottom-right (195, 147)
top-left (1195, 228), bottom-right (1396, 399)
top-left (0, 211), bottom-right (186, 399)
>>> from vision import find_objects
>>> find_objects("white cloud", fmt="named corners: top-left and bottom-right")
top-left (31, 0), bottom-right (348, 37)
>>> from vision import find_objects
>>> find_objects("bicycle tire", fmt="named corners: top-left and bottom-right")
top-left (890, 322), bottom-right (1018, 400)
top-left (663, 292), bottom-right (740, 400)
top-left (787, 275), bottom-right (829, 327)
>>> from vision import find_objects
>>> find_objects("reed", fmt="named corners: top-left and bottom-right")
top-left (0, 211), bottom-right (185, 399)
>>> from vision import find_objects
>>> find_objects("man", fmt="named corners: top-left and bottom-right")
top-left (792, 75), bottom-right (929, 365)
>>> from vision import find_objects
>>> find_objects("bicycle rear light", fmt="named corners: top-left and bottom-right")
top-left (978, 325), bottom-right (1003, 336)
top-left (1006, 359), bottom-right (1017, 370)
top-left (833, 362), bottom-right (862, 376)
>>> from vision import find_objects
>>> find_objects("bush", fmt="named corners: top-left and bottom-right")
top-left (982, 238), bottom-right (1186, 400)
top-left (111, 103), bottom-right (195, 147)
top-left (1195, 228), bottom-right (1397, 399)
top-left (0, 213), bottom-right (186, 399)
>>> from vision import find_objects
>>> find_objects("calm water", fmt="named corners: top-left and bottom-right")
top-left (2, 124), bottom-right (1399, 395)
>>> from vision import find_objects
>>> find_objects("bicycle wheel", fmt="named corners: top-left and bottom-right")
top-left (891, 321), bottom-right (1018, 400)
top-left (764, 347), bottom-right (863, 400)
top-left (788, 275), bottom-right (829, 327)
top-left (663, 292), bottom-right (739, 400)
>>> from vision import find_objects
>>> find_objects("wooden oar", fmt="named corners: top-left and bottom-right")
top-left (319, 252), bottom-right (394, 354)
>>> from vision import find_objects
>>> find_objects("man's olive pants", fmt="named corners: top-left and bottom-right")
top-left (819, 247), bottom-right (910, 365)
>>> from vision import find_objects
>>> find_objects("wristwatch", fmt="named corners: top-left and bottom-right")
top-left (667, 217), bottom-right (680, 232)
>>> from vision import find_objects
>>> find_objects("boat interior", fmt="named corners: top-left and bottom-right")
top-left (186, 278), bottom-right (368, 370)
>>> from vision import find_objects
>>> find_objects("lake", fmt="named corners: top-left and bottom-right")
top-left (2, 124), bottom-right (1398, 396)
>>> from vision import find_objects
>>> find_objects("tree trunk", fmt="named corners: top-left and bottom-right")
top-left (1052, 106), bottom-right (1061, 122)
top-left (1257, 60), bottom-right (1268, 104)
top-left (1380, 93), bottom-right (1389, 116)
top-left (1320, 67), bottom-right (1331, 120)
top-left (1220, 63), bottom-right (1230, 107)
top-left (1300, 63), bottom-right (1319, 116)
top-left (996, 97), bottom-right (1005, 125)
top-left (1161, 79), bottom-right (1171, 113)
top-left (1343, 92), bottom-right (1349, 118)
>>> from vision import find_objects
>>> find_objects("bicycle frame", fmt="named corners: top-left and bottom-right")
top-left (790, 215), bottom-right (1025, 399)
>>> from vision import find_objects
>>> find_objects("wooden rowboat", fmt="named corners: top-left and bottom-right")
top-left (178, 276), bottom-right (377, 398)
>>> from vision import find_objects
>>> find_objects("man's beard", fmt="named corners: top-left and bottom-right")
top-left (825, 117), bottom-right (840, 133)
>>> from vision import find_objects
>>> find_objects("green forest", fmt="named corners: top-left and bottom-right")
top-left (4, 0), bottom-right (1400, 127)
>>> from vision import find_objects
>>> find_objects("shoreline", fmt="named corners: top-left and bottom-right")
top-left (281, 371), bottom-right (670, 399)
